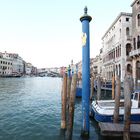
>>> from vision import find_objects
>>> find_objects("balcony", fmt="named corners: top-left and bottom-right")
top-left (129, 48), bottom-right (140, 57)
top-left (104, 59), bottom-right (115, 66)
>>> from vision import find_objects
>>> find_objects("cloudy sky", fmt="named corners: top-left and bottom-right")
top-left (0, 0), bottom-right (132, 68)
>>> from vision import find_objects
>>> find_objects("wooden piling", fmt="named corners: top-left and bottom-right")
top-left (123, 73), bottom-right (133, 140)
top-left (61, 73), bottom-right (67, 130)
top-left (66, 75), bottom-right (71, 128)
top-left (90, 77), bottom-right (94, 100)
top-left (113, 75), bottom-right (121, 123)
top-left (97, 76), bottom-right (101, 100)
top-left (66, 74), bottom-right (77, 140)
top-left (112, 74), bottom-right (115, 99)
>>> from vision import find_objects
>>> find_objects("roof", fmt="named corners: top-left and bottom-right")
top-left (131, 0), bottom-right (139, 7)
top-left (102, 12), bottom-right (132, 40)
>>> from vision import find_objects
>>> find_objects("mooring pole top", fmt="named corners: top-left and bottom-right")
top-left (84, 6), bottom-right (88, 14)
top-left (80, 6), bottom-right (92, 22)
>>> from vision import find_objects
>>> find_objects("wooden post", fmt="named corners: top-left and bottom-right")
top-left (113, 75), bottom-right (121, 123)
top-left (66, 75), bottom-right (71, 128)
top-left (90, 77), bottom-right (94, 100)
top-left (112, 74), bottom-right (115, 99)
top-left (123, 73), bottom-right (133, 140)
top-left (61, 73), bottom-right (67, 129)
top-left (66, 74), bottom-right (77, 140)
top-left (97, 76), bottom-right (101, 100)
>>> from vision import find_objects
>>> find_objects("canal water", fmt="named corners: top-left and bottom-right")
top-left (0, 77), bottom-right (115, 140)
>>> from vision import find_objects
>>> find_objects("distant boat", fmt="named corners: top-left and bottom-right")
top-left (1, 73), bottom-right (21, 78)
top-left (91, 89), bottom-right (140, 123)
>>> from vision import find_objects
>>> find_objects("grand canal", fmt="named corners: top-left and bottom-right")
top-left (0, 77), bottom-right (104, 140)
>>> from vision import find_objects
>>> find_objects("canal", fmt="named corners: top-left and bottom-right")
top-left (0, 77), bottom-right (113, 140)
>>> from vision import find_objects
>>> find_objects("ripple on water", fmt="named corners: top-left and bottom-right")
top-left (0, 77), bottom-right (102, 140)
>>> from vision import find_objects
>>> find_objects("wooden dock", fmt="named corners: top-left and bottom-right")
top-left (99, 122), bottom-right (140, 138)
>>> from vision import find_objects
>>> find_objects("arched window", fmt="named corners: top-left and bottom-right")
top-left (126, 43), bottom-right (131, 56)
top-left (127, 64), bottom-right (132, 74)
top-left (126, 27), bottom-right (129, 36)
top-left (138, 14), bottom-right (140, 27)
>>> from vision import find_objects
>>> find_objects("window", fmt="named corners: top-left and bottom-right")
top-left (138, 14), bottom-right (140, 27)
top-left (134, 93), bottom-right (138, 100)
top-left (126, 18), bottom-right (129, 22)
top-left (119, 29), bottom-right (121, 38)
top-left (133, 38), bottom-right (136, 50)
top-left (126, 27), bottom-right (129, 36)
top-left (137, 35), bottom-right (140, 49)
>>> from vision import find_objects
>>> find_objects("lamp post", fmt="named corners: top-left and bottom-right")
top-left (80, 6), bottom-right (92, 137)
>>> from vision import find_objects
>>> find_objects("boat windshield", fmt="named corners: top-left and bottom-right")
top-left (134, 93), bottom-right (138, 101)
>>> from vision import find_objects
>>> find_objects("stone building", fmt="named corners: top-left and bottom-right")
top-left (90, 53), bottom-right (102, 78)
top-left (129, 0), bottom-right (140, 88)
top-left (10, 53), bottom-right (24, 74)
top-left (0, 52), bottom-right (13, 76)
top-left (102, 12), bottom-right (132, 82)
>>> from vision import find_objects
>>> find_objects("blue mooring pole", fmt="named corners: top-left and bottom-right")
top-left (80, 6), bottom-right (92, 137)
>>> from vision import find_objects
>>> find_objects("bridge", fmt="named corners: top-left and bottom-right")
top-left (38, 70), bottom-right (61, 77)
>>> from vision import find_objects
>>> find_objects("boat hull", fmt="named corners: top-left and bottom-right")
top-left (94, 111), bottom-right (140, 123)
top-left (91, 90), bottom-right (140, 123)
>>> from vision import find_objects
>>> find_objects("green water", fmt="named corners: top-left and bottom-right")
top-left (0, 77), bottom-right (104, 140)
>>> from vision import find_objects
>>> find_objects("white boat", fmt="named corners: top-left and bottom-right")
top-left (91, 89), bottom-right (140, 123)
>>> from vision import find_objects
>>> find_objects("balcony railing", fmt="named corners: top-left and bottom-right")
top-left (129, 48), bottom-right (140, 57)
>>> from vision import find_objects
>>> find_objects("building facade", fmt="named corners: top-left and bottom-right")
top-left (0, 52), bottom-right (13, 75)
top-left (90, 54), bottom-right (102, 78)
top-left (10, 53), bottom-right (24, 74)
top-left (129, 0), bottom-right (140, 88)
top-left (0, 51), bottom-right (37, 77)
top-left (102, 12), bottom-right (132, 82)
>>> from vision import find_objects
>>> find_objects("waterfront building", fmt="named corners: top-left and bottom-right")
top-left (9, 53), bottom-right (24, 74)
top-left (0, 52), bottom-right (13, 76)
top-left (102, 12), bottom-right (132, 82)
top-left (90, 48), bottom-right (103, 78)
top-left (31, 66), bottom-right (37, 75)
top-left (76, 61), bottom-right (82, 79)
top-left (25, 63), bottom-right (33, 75)
top-left (130, 0), bottom-right (140, 88)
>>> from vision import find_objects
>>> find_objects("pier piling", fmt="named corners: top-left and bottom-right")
top-left (61, 73), bottom-right (67, 130)
top-left (66, 73), bottom-right (72, 128)
top-left (97, 76), bottom-right (101, 100)
top-left (66, 74), bottom-right (77, 140)
top-left (123, 73), bottom-right (133, 140)
top-left (113, 75), bottom-right (121, 123)
top-left (112, 74), bottom-right (115, 99)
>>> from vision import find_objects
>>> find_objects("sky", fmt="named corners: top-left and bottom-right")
top-left (0, 0), bottom-right (133, 68)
